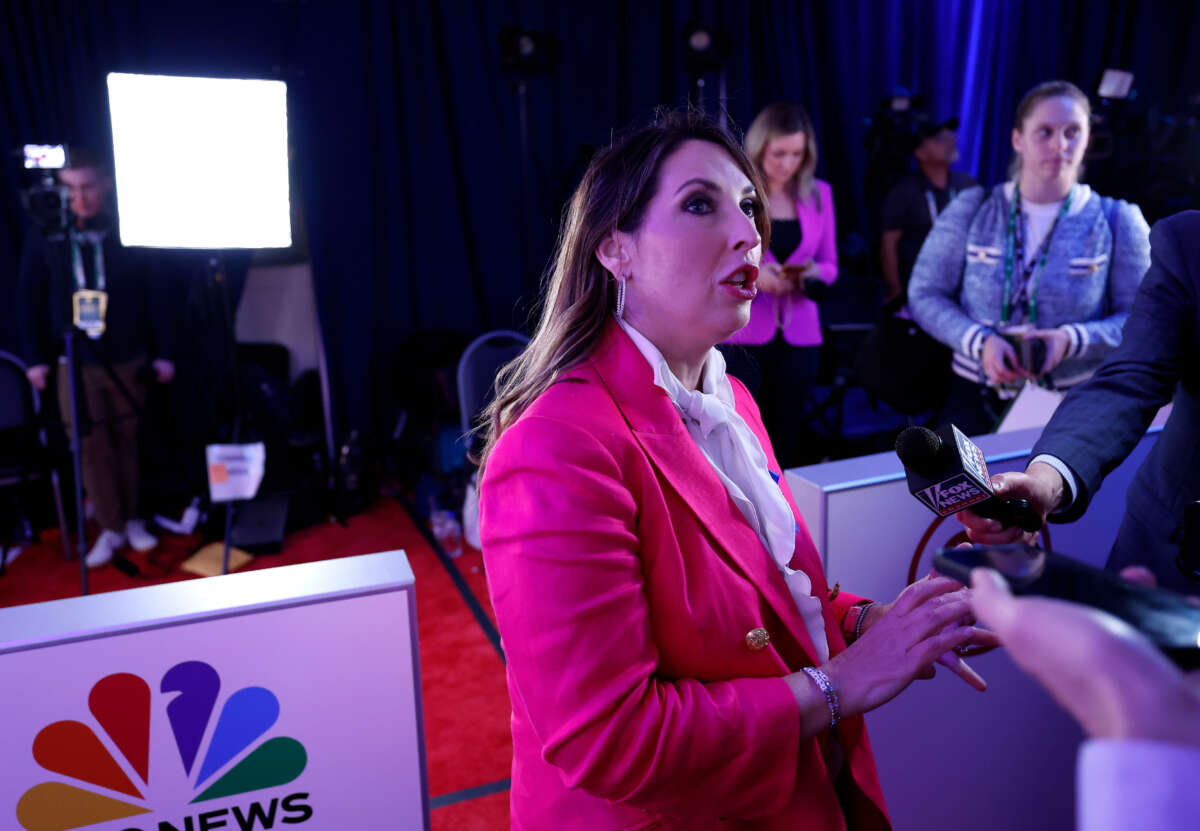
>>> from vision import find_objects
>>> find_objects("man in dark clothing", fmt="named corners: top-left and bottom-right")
top-left (16, 148), bottom-right (174, 567)
top-left (880, 116), bottom-right (978, 304)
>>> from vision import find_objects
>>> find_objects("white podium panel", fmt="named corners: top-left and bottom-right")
top-left (787, 426), bottom-right (1161, 831)
top-left (0, 550), bottom-right (428, 831)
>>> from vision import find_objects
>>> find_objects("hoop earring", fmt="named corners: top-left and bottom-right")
top-left (615, 275), bottom-right (627, 320)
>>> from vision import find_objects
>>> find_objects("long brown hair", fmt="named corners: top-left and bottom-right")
top-left (744, 101), bottom-right (820, 207)
top-left (1008, 79), bottom-right (1092, 180)
top-left (476, 110), bottom-right (769, 472)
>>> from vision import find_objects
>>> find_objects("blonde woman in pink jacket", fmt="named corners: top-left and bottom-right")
top-left (477, 111), bottom-right (994, 830)
top-left (723, 102), bottom-right (838, 467)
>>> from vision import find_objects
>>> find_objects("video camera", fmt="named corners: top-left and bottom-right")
top-left (17, 143), bottom-right (70, 240)
top-left (863, 91), bottom-right (944, 200)
top-left (1084, 70), bottom-right (1200, 224)
top-left (862, 89), bottom-right (935, 240)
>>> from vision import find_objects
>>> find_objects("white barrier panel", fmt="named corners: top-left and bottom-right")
top-left (787, 426), bottom-right (1162, 831)
top-left (0, 550), bottom-right (428, 831)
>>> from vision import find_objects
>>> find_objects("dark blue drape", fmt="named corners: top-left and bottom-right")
top-left (3, 0), bottom-right (1198, 448)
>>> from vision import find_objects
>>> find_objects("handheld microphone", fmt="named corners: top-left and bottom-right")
top-left (895, 425), bottom-right (1042, 533)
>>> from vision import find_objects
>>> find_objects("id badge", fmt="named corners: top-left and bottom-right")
top-left (72, 289), bottom-right (108, 339)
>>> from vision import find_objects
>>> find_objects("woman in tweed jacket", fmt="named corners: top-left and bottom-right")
top-left (908, 80), bottom-right (1150, 434)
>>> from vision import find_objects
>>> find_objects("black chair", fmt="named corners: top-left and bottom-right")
top-left (456, 330), bottom-right (529, 442)
top-left (0, 350), bottom-right (72, 573)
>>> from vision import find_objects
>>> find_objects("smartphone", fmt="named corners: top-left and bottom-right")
top-left (1019, 336), bottom-right (1048, 375)
top-left (934, 543), bottom-right (1200, 669)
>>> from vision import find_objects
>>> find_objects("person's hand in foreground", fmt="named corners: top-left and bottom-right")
top-left (969, 566), bottom-right (1200, 744)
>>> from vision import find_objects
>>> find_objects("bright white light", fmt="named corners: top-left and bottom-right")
top-left (107, 72), bottom-right (292, 249)
top-left (1098, 69), bottom-right (1135, 100)
top-left (24, 144), bottom-right (67, 169)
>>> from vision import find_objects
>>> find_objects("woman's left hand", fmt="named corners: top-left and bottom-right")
top-left (1028, 328), bottom-right (1071, 376)
top-left (858, 591), bottom-right (999, 691)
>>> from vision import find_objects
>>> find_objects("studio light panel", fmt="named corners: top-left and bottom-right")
top-left (107, 72), bottom-right (292, 249)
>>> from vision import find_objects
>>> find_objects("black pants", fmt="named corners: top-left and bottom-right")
top-left (720, 336), bottom-right (821, 469)
top-left (58, 358), bottom-right (146, 533)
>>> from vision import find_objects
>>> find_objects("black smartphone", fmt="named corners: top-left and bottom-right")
top-left (934, 544), bottom-right (1200, 669)
top-left (1019, 336), bottom-right (1048, 375)
top-left (779, 263), bottom-right (804, 282)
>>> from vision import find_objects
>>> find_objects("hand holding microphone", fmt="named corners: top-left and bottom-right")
top-left (895, 425), bottom-right (1043, 533)
top-left (959, 462), bottom-right (1066, 544)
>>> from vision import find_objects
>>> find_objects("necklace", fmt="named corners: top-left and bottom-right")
top-left (1001, 185), bottom-right (1073, 325)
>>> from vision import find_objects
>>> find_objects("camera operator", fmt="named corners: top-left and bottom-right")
top-left (15, 147), bottom-right (174, 568)
top-left (880, 115), bottom-right (978, 306)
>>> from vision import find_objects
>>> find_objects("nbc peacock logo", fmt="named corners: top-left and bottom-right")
top-left (16, 660), bottom-right (312, 831)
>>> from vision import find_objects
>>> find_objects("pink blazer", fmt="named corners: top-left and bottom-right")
top-left (726, 179), bottom-right (838, 347)
top-left (480, 322), bottom-right (889, 830)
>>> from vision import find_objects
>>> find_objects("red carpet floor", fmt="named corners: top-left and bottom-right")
top-left (0, 497), bottom-right (512, 829)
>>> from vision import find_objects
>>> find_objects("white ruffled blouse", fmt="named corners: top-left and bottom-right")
top-left (617, 317), bottom-right (830, 662)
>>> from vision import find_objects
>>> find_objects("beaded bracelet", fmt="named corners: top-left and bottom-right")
top-left (801, 666), bottom-right (840, 730)
top-left (854, 602), bottom-right (876, 642)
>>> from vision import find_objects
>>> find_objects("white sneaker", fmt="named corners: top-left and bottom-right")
top-left (154, 497), bottom-right (202, 535)
top-left (125, 519), bottom-right (158, 552)
top-left (86, 530), bottom-right (126, 568)
top-left (2, 545), bottom-right (23, 567)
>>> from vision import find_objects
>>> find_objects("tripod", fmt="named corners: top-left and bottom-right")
top-left (169, 253), bottom-right (255, 577)
top-left (61, 327), bottom-right (147, 594)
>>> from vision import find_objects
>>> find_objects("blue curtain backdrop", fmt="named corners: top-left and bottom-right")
top-left (2, 0), bottom-right (1197, 447)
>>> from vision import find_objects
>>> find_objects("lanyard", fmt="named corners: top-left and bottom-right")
top-left (1002, 186), bottom-right (1073, 326)
top-left (923, 188), bottom-right (956, 225)
top-left (70, 231), bottom-right (107, 293)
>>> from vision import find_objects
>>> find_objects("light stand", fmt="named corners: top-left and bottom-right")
top-left (63, 329), bottom-right (87, 594)
top-left (499, 27), bottom-right (561, 299)
top-left (211, 255), bottom-right (243, 576)
top-left (107, 72), bottom-right (293, 577)
top-left (682, 23), bottom-right (732, 124)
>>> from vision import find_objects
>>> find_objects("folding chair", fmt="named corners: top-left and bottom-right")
top-left (0, 350), bottom-right (72, 573)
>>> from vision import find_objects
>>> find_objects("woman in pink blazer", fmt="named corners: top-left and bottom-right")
top-left (478, 111), bottom-right (994, 830)
top-left (723, 102), bottom-right (838, 467)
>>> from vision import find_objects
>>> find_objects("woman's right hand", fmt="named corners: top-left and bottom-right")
top-left (981, 335), bottom-right (1025, 385)
top-left (820, 576), bottom-right (992, 718)
top-left (756, 262), bottom-right (792, 295)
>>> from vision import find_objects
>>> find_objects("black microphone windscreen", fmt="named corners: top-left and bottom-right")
top-left (895, 426), bottom-right (944, 477)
